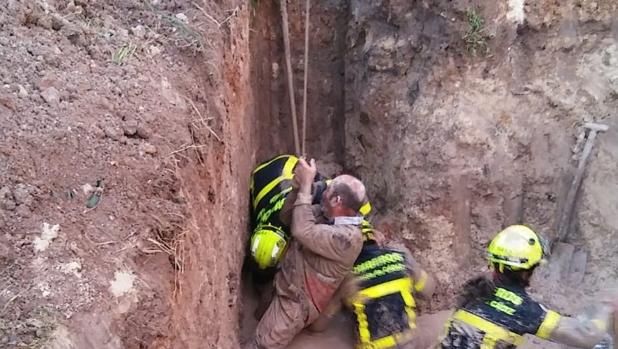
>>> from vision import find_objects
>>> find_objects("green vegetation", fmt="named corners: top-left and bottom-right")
top-left (463, 8), bottom-right (490, 57)
top-left (112, 43), bottom-right (137, 65)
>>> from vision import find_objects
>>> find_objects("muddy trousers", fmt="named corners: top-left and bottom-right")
top-left (247, 293), bottom-right (315, 349)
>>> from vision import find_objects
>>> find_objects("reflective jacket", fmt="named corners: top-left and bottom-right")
top-left (439, 279), bottom-right (561, 349)
top-left (250, 154), bottom-right (298, 232)
top-left (350, 243), bottom-right (421, 349)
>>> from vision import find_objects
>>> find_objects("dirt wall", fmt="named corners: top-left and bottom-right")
top-left (344, 0), bottom-right (618, 312)
top-left (2, 0), bottom-right (617, 348)
top-left (0, 0), bottom-right (256, 347)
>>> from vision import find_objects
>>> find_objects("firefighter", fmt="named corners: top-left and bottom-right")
top-left (438, 225), bottom-right (617, 349)
top-left (310, 221), bottom-right (437, 349)
top-left (246, 158), bottom-right (367, 349)
top-left (248, 154), bottom-right (370, 282)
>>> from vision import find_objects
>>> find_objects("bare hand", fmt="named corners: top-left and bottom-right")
top-left (291, 176), bottom-right (300, 190)
top-left (294, 158), bottom-right (317, 193)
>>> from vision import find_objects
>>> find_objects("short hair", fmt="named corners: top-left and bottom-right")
top-left (331, 180), bottom-right (363, 212)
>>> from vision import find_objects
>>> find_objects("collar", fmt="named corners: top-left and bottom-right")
top-left (333, 216), bottom-right (363, 226)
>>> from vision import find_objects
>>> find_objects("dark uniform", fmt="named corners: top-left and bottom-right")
top-left (250, 155), bottom-right (297, 231)
top-left (351, 243), bottom-right (420, 349)
top-left (249, 154), bottom-right (328, 282)
top-left (439, 278), bottom-right (561, 349)
top-left (248, 154), bottom-right (298, 281)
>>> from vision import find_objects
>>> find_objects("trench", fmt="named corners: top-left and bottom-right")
top-left (168, 1), bottom-right (618, 348)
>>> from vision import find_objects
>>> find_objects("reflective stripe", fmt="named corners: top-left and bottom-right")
top-left (414, 271), bottom-right (427, 292)
top-left (536, 310), bottom-right (561, 339)
top-left (252, 156), bottom-right (298, 209)
top-left (453, 310), bottom-right (524, 347)
top-left (592, 319), bottom-right (608, 332)
top-left (252, 154), bottom-right (296, 175)
top-left (360, 334), bottom-right (396, 349)
top-left (353, 302), bottom-right (371, 344)
top-left (359, 201), bottom-right (372, 216)
top-left (352, 278), bottom-right (417, 349)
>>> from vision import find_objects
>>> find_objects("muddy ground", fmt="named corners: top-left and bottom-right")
top-left (1, 0), bottom-right (617, 348)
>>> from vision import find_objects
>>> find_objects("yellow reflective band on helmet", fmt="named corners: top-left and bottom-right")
top-left (536, 310), bottom-right (561, 339)
top-left (359, 201), bottom-right (371, 216)
top-left (251, 225), bottom-right (288, 269)
top-left (452, 310), bottom-right (524, 348)
top-left (252, 156), bottom-right (298, 209)
top-left (414, 271), bottom-right (428, 292)
top-left (352, 278), bottom-right (417, 349)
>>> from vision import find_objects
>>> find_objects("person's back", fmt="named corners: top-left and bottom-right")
top-left (350, 242), bottom-right (418, 348)
top-left (247, 154), bottom-right (298, 285)
top-left (250, 154), bottom-right (298, 231)
top-left (438, 225), bottom-right (616, 349)
top-left (312, 222), bottom-right (436, 349)
top-left (441, 275), bottom-right (559, 349)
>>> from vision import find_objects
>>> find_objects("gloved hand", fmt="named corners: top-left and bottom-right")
top-left (312, 180), bottom-right (328, 204)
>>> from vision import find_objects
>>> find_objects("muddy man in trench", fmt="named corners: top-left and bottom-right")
top-left (437, 225), bottom-right (618, 349)
top-left (308, 222), bottom-right (444, 349)
top-left (245, 157), bottom-right (367, 349)
top-left (248, 154), bottom-right (370, 282)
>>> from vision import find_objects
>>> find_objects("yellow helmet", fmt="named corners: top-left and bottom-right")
top-left (359, 201), bottom-right (372, 216)
top-left (487, 225), bottom-right (544, 272)
top-left (250, 225), bottom-right (288, 270)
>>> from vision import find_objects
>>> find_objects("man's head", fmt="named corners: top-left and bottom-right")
top-left (321, 174), bottom-right (366, 219)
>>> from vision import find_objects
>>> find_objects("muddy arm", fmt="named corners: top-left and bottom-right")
top-left (279, 187), bottom-right (298, 227)
top-left (386, 241), bottom-right (436, 298)
top-left (547, 303), bottom-right (613, 348)
top-left (291, 193), bottom-right (359, 262)
top-left (280, 183), bottom-right (322, 227)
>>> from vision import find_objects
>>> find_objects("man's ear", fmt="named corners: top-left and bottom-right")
top-left (329, 195), bottom-right (340, 207)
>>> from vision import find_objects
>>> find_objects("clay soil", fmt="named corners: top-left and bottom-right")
top-left (0, 0), bottom-right (253, 348)
top-left (2, 0), bottom-right (617, 348)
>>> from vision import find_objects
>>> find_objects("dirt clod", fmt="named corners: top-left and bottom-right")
top-left (40, 87), bottom-right (60, 106)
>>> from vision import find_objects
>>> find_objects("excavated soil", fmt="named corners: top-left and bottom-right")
top-left (1, 0), bottom-right (617, 348)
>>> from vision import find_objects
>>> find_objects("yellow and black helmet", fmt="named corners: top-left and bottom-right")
top-left (487, 225), bottom-right (544, 272)
top-left (250, 225), bottom-right (288, 270)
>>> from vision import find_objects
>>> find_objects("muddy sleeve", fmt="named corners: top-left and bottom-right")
top-left (309, 277), bottom-right (357, 332)
top-left (546, 303), bottom-right (613, 348)
top-left (386, 241), bottom-right (436, 298)
top-left (279, 188), bottom-right (298, 227)
top-left (291, 193), bottom-right (358, 262)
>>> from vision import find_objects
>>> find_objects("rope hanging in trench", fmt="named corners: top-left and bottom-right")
top-left (279, 0), bottom-right (311, 156)
top-left (301, 0), bottom-right (310, 156)
top-left (279, 0), bottom-right (301, 155)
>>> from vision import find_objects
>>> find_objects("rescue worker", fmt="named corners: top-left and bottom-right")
top-left (246, 158), bottom-right (366, 349)
top-left (249, 154), bottom-right (370, 282)
top-left (248, 154), bottom-right (301, 282)
top-left (310, 221), bottom-right (438, 349)
top-left (438, 224), bottom-right (616, 349)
